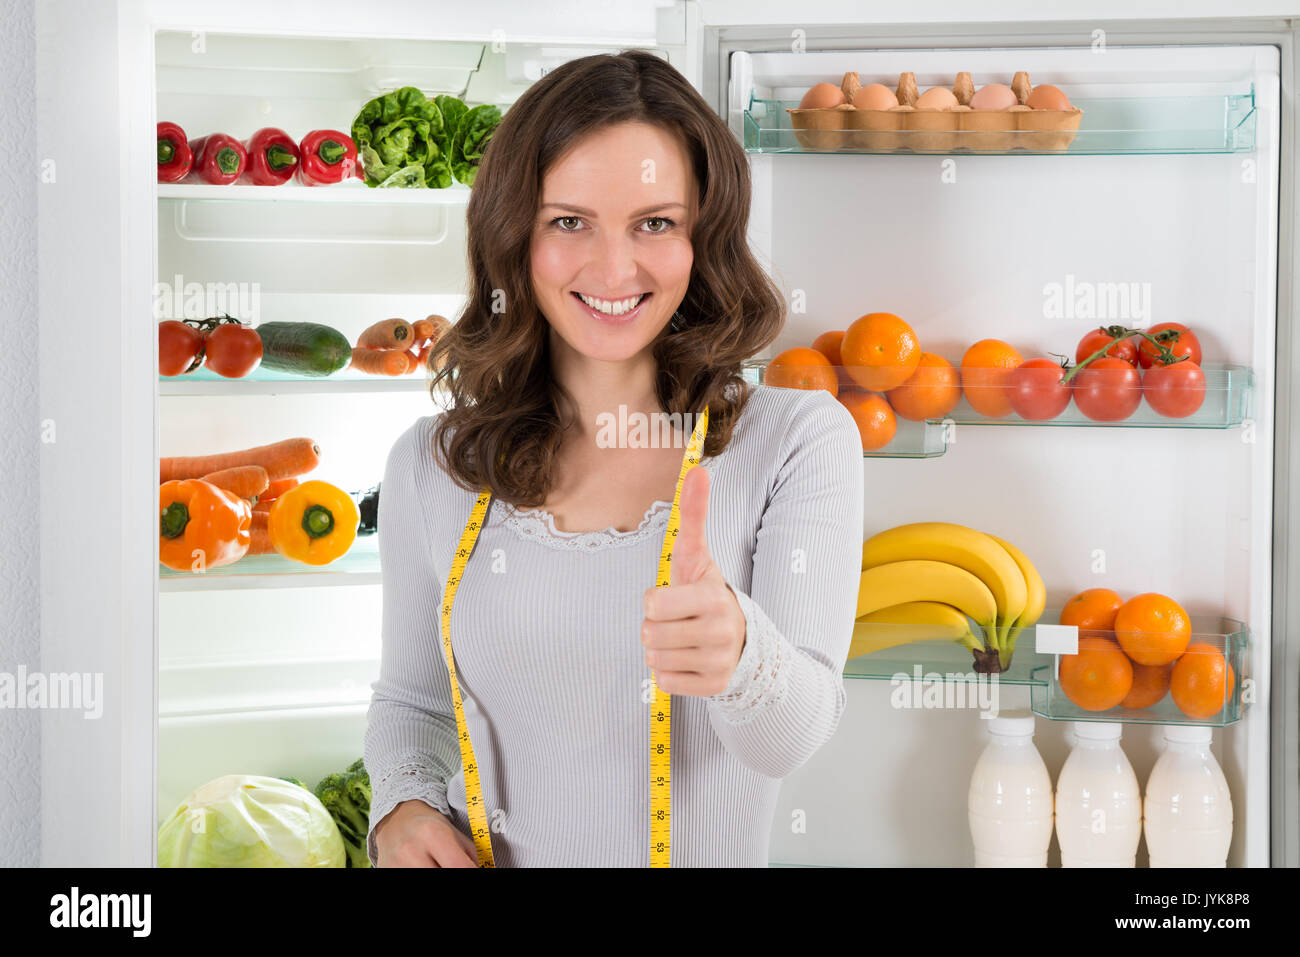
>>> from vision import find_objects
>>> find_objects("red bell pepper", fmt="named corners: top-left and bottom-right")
top-left (297, 130), bottom-right (359, 186)
top-left (241, 127), bottom-right (300, 186)
top-left (187, 133), bottom-right (247, 186)
top-left (157, 122), bottom-right (193, 183)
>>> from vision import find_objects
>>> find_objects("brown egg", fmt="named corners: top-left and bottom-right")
top-left (969, 83), bottom-right (1018, 111)
top-left (1026, 84), bottom-right (1071, 111)
top-left (915, 86), bottom-right (958, 110)
top-left (800, 82), bottom-right (847, 110)
top-left (853, 83), bottom-right (899, 110)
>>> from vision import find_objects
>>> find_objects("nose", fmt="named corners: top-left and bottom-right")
top-left (592, 228), bottom-right (639, 292)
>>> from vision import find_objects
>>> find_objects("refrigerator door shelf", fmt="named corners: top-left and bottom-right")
top-left (740, 360), bottom-right (949, 457)
top-left (1031, 617), bottom-right (1250, 728)
top-left (748, 92), bottom-right (1257, 156)
top-left (846, 610), bottom-right (1250, 728)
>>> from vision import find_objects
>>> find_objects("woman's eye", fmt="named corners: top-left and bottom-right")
top-left (547, 215), bottom-right (676, 232)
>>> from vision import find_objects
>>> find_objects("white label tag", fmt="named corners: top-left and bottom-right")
top-left (1035, 623), bottom-right (1079, 656)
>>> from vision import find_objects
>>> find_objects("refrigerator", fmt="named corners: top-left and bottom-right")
top-left (32, 0), bottom-right (1300, 868)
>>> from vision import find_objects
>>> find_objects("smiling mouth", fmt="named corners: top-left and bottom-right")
top-left (571, 291), bottom-right (651, 314)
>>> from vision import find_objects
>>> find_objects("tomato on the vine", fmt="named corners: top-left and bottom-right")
top-left (1075, 328), bottom-right (1138, 366)
top-left (204, 322), bottom-right (262, 378)
top-left (1137, 322), bottom-right (1202, 369)
top-left (1143, 360), bottom-right (1207, 418)
top-left (1008, 358), bottom-right (1072, 421)
top-left (158, 320), bottom-right (203, 376)
top-left (1071, 356), bottom-right (1142, 421)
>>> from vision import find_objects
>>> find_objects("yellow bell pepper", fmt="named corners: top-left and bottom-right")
top-left (268, 480), bottom-right (359, 566)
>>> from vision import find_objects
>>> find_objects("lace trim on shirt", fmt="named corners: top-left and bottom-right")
top-left (708, 588), bottom-right (786, 725)
top-left (495, 457), bottom-right (718, 551)
top-left (367, 758), bottom-right (453, 866)
top-left (499, 499), bottom-right (673, 550)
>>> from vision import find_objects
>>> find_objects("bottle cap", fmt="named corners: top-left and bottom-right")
top-left (1072, 721), bottom-right (1122, 740)
top-left (986, 709), bottom-right (1036, 737)
top-left (1163, 724), bottom-right (1213, 744)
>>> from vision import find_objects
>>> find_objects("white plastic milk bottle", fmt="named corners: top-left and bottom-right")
top-left (968, 710), bottom-right (1054, 867)
top-left (1144, 725), bottom-right (1233, 867)
top-left (1055, 722), bottom-right (1142, 867)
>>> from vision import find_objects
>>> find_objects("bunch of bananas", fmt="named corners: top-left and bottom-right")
top-left (852, 522), bottom-right (1045, 673)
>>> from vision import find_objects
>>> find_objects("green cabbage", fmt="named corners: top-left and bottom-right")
top-left (157, 774), bottom-right (346, 868)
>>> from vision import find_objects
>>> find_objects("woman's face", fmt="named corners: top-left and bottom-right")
top-left (531, 121), bottom-right (697, 364)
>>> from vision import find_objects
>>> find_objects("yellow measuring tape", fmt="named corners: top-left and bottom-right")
top-left (439, 404), bottom-right (710, 868)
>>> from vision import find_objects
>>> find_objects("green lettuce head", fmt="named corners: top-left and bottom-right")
top-left (451, 104), bottom-right (502, 187)
top-left (158, 774), bottom-right (346, 868)
top-left (351, 86), bottom-right (450, 188)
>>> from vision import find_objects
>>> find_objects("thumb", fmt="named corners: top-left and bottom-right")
top-left (669, 465), bottom-right (712, 588)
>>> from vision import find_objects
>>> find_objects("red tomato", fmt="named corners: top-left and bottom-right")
top-left (158, 320), bottom-right (203, 376)
top-left (1008, 358), bottom-right (1072, 420)
top-left (1075, 328), bottom-right (1138, 366)
top-left (204, 323), bottom-right (262, 378)
top-left (1137, 322), bottom-right (1202, 369)
top-left (1143, 360), bottom-right (1207, 417)
top-left (1071, 356), bottom-right (1142, 421)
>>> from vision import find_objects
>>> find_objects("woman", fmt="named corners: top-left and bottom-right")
top-left (365, 50), bottom-right (863, 867)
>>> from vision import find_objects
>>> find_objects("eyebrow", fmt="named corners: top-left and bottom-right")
top-left (540, 202), bottom-right (687, 217)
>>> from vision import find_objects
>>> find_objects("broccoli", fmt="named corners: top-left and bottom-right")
top-left (315, 760), bottom-right (372, 869)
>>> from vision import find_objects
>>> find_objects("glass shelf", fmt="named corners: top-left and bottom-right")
top-left (931, 364), bottom-right (1252, 429)
top-left (840, 609), bottom-right (1248, 727)
top-left (160, 363), bottom-right (442, 395)
top-left (1030, 617), bottom-right (1248, 728)
top-left (158, 533), bottom-right (380, 591)
top-left (745, 91), bottom-right (1257, 155)
top-left (157, 182), bottom-right (472, 206)
top-left (742, 360), bottom-right (1252, 438)
top-left (740, 361), bottom-right (948, 458)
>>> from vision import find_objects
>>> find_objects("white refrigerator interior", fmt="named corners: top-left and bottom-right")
top-left (32, 3), bottom-right (1291, 867)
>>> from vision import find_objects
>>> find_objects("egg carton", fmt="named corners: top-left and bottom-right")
top-left (787, 71), bottom-right (1083, 152)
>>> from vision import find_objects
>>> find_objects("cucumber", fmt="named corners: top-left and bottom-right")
top-left (255, 322), bottom-right (352, 377)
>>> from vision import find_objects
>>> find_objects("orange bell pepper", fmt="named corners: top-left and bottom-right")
top-left (159, 479), bottom-right (252, 572)
top-left (268, 480), bottom-right (359, 566)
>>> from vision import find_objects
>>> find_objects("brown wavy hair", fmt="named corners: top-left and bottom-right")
top-left (427, 49), bottom-right (785, 508)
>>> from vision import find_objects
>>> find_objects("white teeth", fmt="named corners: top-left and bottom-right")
top-left (577, 292), bottom-right (645, 316)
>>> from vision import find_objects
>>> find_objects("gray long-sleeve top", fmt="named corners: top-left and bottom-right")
top-left (364, 382), bottom-right (864, 866)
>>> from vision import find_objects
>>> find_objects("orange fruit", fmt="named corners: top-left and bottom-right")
top-left (1119, 661), bottom-right (1173, 710)
top-left (1058, 636), bottom-right (1134, 712)
top-left (1170, 642), bottom-right (1234, 720)
top-left (838, 390), bottom-right (897, 451)
top-left (1114, 592), bottom-right (1191, 666)
top-left (885, 353), bottom-right (961, 421)
top-left (765, 347), bottom-right (839, 397)
top-left (810, 330), bottom-right (855, 393)
top-left (960, 339), bottom-right (1023, 417)
top-left (841, 313), bottom-right (921, 392)
top-left (1060, 588), bottom-right (1125, 634)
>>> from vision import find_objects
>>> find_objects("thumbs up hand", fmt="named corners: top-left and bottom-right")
top-left (641, 465), bottom-right (747, 696)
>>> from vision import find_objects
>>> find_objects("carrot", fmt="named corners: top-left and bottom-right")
top-left (405, 349), bottom-right (422, 373)
top-left (350, 346), bottom-right (409, 376)
top-left (259, 477), bottom-right (299, 503)
top-left (160, 438), bottom-right (321, 483)
top-left (248, 510), bottom-right (275, 555)
top-left (199, 465), bottom-right (269, 500)
top-left (252, 499), bottom-right (272, 514)
top-left (417, 314), bottom-right (452, 343)
top-left (357, 318), bottom-right (414, 350)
